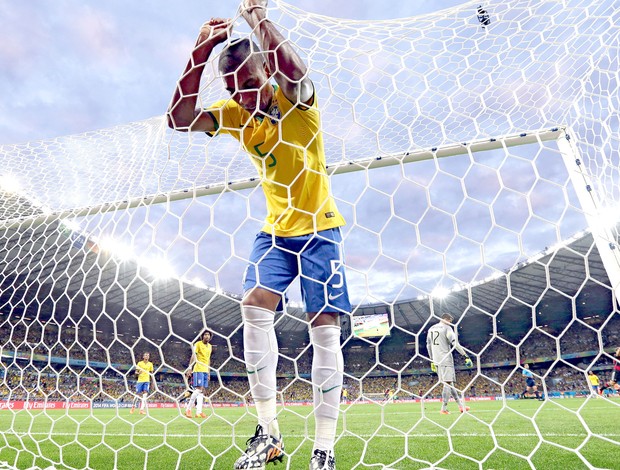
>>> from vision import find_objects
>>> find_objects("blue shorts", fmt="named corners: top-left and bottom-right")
top-left (136, 382), bottom-right (150, 394)
top-left (243, 228), bottom-right (351, 313)
top-left (193, 372), bottom-right (209, 388)
top-left (526, 378), bottom-right (535, 388)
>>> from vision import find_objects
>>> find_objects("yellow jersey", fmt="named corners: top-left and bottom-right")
top-left (193, 342), bottom-right (212, 373)
top-left (207, 85), bottom-right (345, 237)
top-left (588, 374), bottom-right (600, 386)
top-left (136, 360), bottom-right (153, 383)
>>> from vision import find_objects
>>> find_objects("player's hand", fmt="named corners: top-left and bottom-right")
top-left (197, 18), bottom-right (232, 47)
top-left (242, 0), bottom-right (268, 20)
top-left (243, 0), bottom-right (268, 11)
top-left (464, 357), bottom-right (473, 368)
top-left (431, 363), bottom-right (437, 373)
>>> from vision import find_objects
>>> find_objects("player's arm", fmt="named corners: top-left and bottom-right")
top-left (167, 18), bottom-right (231, 132)
top-left (241, 0), bottom-right (314, 106)
top-left (446, 329), bottom-right (473, 367)
top-left (186, 350), bottom-right (197, 378)
top-left (426, 332), bottom-right (437, 372)
top-left (426, 331), bottom-right (433, 363)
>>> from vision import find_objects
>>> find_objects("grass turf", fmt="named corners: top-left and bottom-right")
top-left (0, 398), bottom-right (618, 469)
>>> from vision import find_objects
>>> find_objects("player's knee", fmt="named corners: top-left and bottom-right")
top-left (242, 288), bottom-right (280, 311)
top-left (307, 312), bottom-right (339, 328)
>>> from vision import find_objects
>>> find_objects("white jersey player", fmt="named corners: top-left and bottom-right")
top-left (426, 313), bottom-right (473, 414)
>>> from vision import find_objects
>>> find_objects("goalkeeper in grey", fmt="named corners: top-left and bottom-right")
top-left (426, 313), bottom-right (473, 414)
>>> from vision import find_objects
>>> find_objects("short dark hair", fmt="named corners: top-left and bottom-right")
top-left (218, 38), bottom-right (264, 74)
top-left (441, 313), bottom-right (454, 323)
top-left (202, 330), bottom-right (212, 338)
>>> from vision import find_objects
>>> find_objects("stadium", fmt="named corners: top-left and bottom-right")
top-left (2, 0), bottom-right (620, 469)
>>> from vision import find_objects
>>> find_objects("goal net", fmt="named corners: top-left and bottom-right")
top-left (1, 0), bottom-right (620, 469)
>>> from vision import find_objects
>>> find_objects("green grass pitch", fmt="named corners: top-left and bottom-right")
top-left (1, 398), bottom-right (617, 469)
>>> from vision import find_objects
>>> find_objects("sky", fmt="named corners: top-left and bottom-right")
top-left (0, 0), bottom-right (468, 145)
top-left (1, 0), bottom-right (606, 306)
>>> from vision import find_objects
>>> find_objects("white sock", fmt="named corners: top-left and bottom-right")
top-left (186, 390), bottom-right (199, 411)
top-left (243, 306), bottom-right (279, 436)
top-left (196, 391), bottom-right (204, 414)
top-left (450, 385), bottom-right (462, 407)
top-left (442, 385), bottom-right (450, 410)
top-left (255, 398), bottom-right (280, 437)
top-left (311, 325), bottom-right (343, 452)
top-left (141, 395), bottom-right (147, 411)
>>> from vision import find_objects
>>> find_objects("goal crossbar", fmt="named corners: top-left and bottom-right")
top-left (0, 127), bottom-right (565, 232)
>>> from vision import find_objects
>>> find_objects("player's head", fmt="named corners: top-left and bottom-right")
top-left (440, 313), bottom-right (454, 324)
top-left (201, 330), bottom-right (212, 343)
top-left (523, 363), bottom-right (529, 370)
top-left (219, 38), bottom-right (273, 114)
top-left (142, 352), bottom-right (150, 361)
top-left (588, 370), bottom-right (594, 375)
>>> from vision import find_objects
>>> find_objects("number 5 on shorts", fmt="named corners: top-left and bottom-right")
top-left (330, 259), bottom-right (343, 288)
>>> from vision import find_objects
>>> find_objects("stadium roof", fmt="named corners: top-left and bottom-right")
top-left (0, 214), bottom-right (616, 345)
top-left (0, 188), bottom-right (47, 224)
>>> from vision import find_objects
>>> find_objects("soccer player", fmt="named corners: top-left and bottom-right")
top-left (178, 386), bottom-right (195, 405)
top-left (426, 313), bottom-right (473, 414)
top-left (168, 1), bottom-right (350, 469)
top-left (612, 347), bottom-right (620, 384)
top-left (520, 363), bottom-right (543, 400)
top-left (587, 370), bottom-right (601, 397)
top-left (131, 352), bottom-right (154, 415)
top-left (185, 330), bottom-right (212, 419)
top-left (600, 378), bottom-right (618, 397)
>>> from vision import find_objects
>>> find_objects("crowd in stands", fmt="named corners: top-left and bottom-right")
top-left (1, 314), bottom-right (619, 405)
top-left (2, 359), bottom-right (615, 406)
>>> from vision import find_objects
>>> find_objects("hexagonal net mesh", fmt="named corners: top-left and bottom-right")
top-left (1, 0), bottom-right (620, 469)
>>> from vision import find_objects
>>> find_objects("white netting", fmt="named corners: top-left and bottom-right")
top-left (1, 0), bottom-right (620, 469)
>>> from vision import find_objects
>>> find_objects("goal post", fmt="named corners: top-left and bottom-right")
top-left (2, 122), bottom-right (618, 468)
top-left (557, 129), bottom-right (620, 301)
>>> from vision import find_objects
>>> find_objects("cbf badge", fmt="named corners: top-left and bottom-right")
top-left (268, 104), bottom-right (281, 124)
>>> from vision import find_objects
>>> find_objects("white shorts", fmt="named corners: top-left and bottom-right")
top-left (438, 365), bottom-right (456, 383)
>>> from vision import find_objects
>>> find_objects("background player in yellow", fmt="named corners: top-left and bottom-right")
top-left (168, 1), bottom-right (350, 468)
top-left (131, 352), bottom-right (154, 415)
top-left (587, 370), bottom-right (601, 397)
top-left (185, 330), bottom-right (212, 418)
